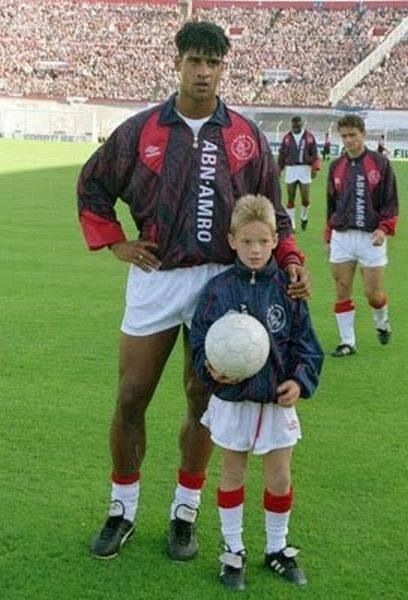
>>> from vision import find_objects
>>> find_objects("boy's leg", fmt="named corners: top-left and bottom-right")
top-left (218, 449), bottom-right (248, 591)
top-left (263, 447), bottom-right (293, 554)
top-left (219, 449), bottom-right (248, 552)
top-left (263, 447), bottom-right (306, 586)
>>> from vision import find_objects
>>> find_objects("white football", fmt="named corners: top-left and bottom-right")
top-left (205, 311), bottom-right (270, 380)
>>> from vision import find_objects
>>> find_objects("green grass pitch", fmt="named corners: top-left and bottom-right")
top-left (1, 139), bottom-right (407, 600)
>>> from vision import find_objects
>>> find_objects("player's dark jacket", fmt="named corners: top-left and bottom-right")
top-left (190, 258), bottom-right (323, 404)
top-left (325, 148), bottom-right (398, 241)
top-left (278, 129), bottom-right (320, 171)
top-left (77, 94), bottom-right (303, 270)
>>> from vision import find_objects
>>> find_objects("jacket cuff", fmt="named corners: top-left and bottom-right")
top-left (79, 209), bottom-right (126, 250)
top-left (311, 157), bottom-right (321, 171)
top-left (378, 216), bottom-right (398, 236)
top-left (324, 224), bottom-right (332, 243)
top-left (275, 235), bottom-right (305, 268)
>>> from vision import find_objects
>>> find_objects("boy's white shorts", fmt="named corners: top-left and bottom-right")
top-left (201, 395), bottom-right (301, 455)
top-left (121, 263), bottom-right (229, 336)
top-left (284, 165), bottom-right (312, 184)
top-left (329, 230), bottom-right (388, 267)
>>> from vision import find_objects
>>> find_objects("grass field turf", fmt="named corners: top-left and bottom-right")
top-left (1, 140), bottom-right (407, 600)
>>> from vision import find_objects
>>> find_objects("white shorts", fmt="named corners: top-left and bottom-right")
top-left (330, 230), bottom-right (388, 267)
top-left (201, 395), bottom-right (301, 455)
top-left (121, 263), bottom-right (230, 336)
top-left (284, 165), bottom-right (312, 185)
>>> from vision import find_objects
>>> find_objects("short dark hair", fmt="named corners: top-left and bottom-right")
top-left (175, 21), bottom-right (231, 57)
top-left (337, 114), bottom-right (365, 132)
top-left (291, 116), bottom-right (302, 124)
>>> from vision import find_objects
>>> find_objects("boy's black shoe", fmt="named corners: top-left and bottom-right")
top-left (300, 219), bottom-right (308, 231)
top-left (168, 504), bottom-right (198, 561)
top-left (377, 324), bottom-right (391, 345)
top-left (265, 546), bottom-right (307, 586)
top-left (331, 343), bottom-right (356, 357)
top-left (219, 548), bottom-right (246, 591)
top-left (91, 501), bottom-right (135, 559)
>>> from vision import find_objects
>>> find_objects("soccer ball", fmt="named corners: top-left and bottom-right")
top-left (205, 311), bottom-right (270, 380)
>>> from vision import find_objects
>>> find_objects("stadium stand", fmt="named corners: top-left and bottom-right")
top-left (342, 38), bottom-right (408, 109)
top-left (0, 0), bottom-right (407, 108)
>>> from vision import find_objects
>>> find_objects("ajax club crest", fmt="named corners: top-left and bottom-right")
top-left (231, 134), bottom-right (256, 161)
top-left (267, 304), bottom-right (286, 334)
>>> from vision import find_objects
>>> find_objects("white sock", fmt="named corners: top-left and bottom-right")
top-left (110, 481), bottom-right (140, 522)
top-left (335, 309), bottom-right (356, 346)
top-left (219, 504), bottom-right (245, 553)
top-left (170, 484), bottom-right (202, 520)
top-left (286, 207), bottom-right (296, 231)
top-left (372, 304), bottom-right (390, 330)
top-left (300, 205), bottom-right (309, 221)
top-left (265, 509), bottom-right (291, 554)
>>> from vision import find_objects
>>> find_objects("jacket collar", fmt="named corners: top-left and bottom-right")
top-left (234, 257), bottom-right (278, 281)
top-left (344, 147), bottom-right (368, 162)
top-left (158, 93), bottom-right (230, 127)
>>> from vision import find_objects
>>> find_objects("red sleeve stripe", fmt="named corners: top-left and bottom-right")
top-left (274, 235), bottom-right (305, 268)
top-left (378, 216), bottom-right (398, 236)
top-left (79, 209), bottom-right (126, 250)
top-left (312, 157), bottom-right (321, 171)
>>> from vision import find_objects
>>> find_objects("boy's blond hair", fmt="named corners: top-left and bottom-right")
top-left (230, 194), bottom-right (277, 236)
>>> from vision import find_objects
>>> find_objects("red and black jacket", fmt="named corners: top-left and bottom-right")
top-left (325, 148), bottom-right (398, 242)
top-left (278, 129), bottom-right (320, 172)
top-left (77, 94), bottom-right (304, 269)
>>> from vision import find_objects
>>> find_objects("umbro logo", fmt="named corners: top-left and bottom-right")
top-left (145, 145), bottom-right (161, 158)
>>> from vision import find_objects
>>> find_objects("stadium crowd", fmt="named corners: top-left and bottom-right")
top-left (343, 39), bottom-right (408, 109)
top-left (0, 0), bottom-right (407, 108)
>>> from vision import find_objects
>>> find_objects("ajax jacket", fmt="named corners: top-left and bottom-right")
top-left (325, 148), bottom-right (398, 241)
top-left (190, 258), bottom-right (324, 404)
top-left (77, 94), bottom-right (303, 269)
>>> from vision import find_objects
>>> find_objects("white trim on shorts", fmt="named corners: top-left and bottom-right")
top-left (201, 394), bottom-right (301, 455)
top-left (121, 263), bottom-right (230, 336)
top-left (329, 229), bottom-right (388, 267)
top-left (284, 165), bottom-right (312, 185)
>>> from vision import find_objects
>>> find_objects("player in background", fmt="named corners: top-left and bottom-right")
top-left (325, 115), bottom-right (398, 357)
top-left (77, 21), bottom-right (311, 562)
top-left (278, 116), bottom-right (320, 232)
top-left (321, 132), bottom-right (331, 161)
top-left (377, 134), bottom-right (390, 156)
top-left (190, 195), bottom-right (323, 590)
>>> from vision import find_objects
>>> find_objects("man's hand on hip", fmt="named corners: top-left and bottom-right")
top-left (110, 240), bottom-right (162, 272)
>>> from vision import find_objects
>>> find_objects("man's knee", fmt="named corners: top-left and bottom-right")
top-left (185, 376), bottom-right (209, 420)
top-left (116, 375), bottom-right (152, 426)
top-left (366, 289), bottom-right (386, 306)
